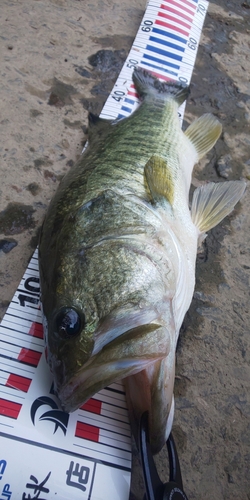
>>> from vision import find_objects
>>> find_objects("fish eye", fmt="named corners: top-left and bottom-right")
top-left (55, 308), bottom-right (84, 338)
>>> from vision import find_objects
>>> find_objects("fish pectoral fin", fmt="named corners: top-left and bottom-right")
top-left (88, 112), bottom-right (112, 141)
top-left (184, 113), bottom-right (222, 160)
top-left (145, 155), bottom-right (174, 205)
top-left (191, 180), bottom-right (246, 234)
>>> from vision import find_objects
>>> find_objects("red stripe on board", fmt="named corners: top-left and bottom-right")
top-left (155, 19), bottom-right (189, 36)
top-left (75, 421), bottom-right (99, 442)
top-left (158, 11), bottom-right (191, 30)
top-left (0, 398), bottom-right (22, 419)
top-left (18, 348), bottom-right (42, 366)
top-left (6, 373), bottom-right (32, 393)
top-left (160, 3), bottom-right (193, 23)
top-left (162, 0), bottom-right (196, 15)
top-left (127, 90), bottom-right (139, 98)
top-left (29, 322), bottom-right (44, 339)
top-left (81, 398), bottom-right (102, 415)
top-left (163, 0), bottom-right (197, 11)
top-left (145, 71), bottom-right (172, 81)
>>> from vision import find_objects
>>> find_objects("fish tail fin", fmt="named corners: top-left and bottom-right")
top-left (132, 67), bottom-right (189, 105)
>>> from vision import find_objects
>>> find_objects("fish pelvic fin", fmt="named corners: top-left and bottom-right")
top-left (184, 113), bottom-right (222, 160)
top-left (191, 180), bottom-right (246, 235)
top-left (132, 67), bottom-right (189, 106)
top-left (124, 350), bottom-right (176, 455)
top-left (145, 155), bottom-right (175, 205)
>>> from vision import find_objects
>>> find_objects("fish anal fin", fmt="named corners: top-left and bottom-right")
top-left (191, 180), bottom-right (246, 233)
top-left (145, 155), bottom-right (174, 205)
top-left (185, 113), bottom-right (222, 160)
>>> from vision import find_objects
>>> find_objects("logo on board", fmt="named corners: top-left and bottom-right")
top-left (30, 396), bottom-right (69, 435)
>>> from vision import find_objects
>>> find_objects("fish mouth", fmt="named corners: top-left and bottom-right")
top-left (58, 358), bottom-right (154, 413)
top-left (56, 321), bottom-right (171, 413)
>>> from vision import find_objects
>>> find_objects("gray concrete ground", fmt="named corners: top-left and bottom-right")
top-left (0, 1), bottom-right (249, 499)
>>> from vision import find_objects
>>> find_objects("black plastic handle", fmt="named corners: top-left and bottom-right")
top-left (139, 412), bottom-right (189, 500)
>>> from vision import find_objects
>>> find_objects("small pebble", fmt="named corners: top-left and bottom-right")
top-left (236, 101), bottom-right (245, 109)
top-left (216, 154), bottom-right (233, 178)
top-left (0, 239), bottom-right (18, 253)
top-left (223, 132), bottom-right (231, 148)
top-left (218, 283), bottom-right (231, 293)
top-left (193, 291), bottom-right (214, 303)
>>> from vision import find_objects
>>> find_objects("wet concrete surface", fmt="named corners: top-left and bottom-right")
top-left (0, 1), bottom-right (249, 499)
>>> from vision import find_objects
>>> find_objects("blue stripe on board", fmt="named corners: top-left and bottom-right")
top-left (121, 106), bottom-right (133, 113)
top-left (149, 35), bottom-right (185, 52)
top-left (146, 44), bottom-right (183, 62)
top-left (124, 98), bottom-right (136, 105)
top-left (143, 53), bottom-right (180, 70)
top-left (141, 60), bottom-right (178, 77)
top-left (152, 27), bottom-right (187, 45)
top-left (117, 113), bottom-right (126, 120)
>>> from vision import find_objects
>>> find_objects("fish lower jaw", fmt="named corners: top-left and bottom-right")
top-left (59, 396), bottom-right (84, 414)
top-left (56, 376), bottom-right (90, 413)
top-left (57, 362), bottom-right (119, 412)
top-left (57, 356), bottom-right (162, 413)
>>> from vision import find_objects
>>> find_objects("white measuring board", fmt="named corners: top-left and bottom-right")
top-left (101, 0), bottom-right (209, 123)
top-left (0, 1), bottom-right (208, 498)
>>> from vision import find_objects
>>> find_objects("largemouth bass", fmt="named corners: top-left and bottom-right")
top-left (39, 68), bottom-right (245, 453)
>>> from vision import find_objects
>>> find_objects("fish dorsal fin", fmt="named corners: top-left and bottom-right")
top-left (133, 67), bottom-right (189, 105)
top-left (88, 112), bottom-right (112, 142)
top-left (191, 180), bottom-right (246, 233)
top-left (145, 155), bottom-right (174, 205)
top-left (185, 113), bottom-right (222, 160)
